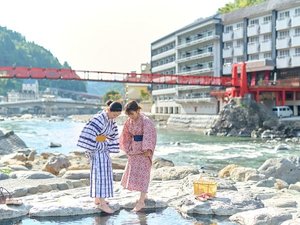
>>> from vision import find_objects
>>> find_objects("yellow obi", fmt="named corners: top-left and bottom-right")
top-left (96, 135), bottom-right (106, 142)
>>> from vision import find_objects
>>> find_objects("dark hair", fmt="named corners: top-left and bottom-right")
top-left (124, 100), bottom-right (141, 115)
top-left (106, 100), bottom-right (113, 107)
top-left (109, 101), bottom-right (122, 112)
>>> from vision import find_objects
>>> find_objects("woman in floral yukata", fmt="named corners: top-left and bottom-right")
top-left (120, 100), bottom-right (157, 212)
top-left (77, 100), bottom-right (122, 214)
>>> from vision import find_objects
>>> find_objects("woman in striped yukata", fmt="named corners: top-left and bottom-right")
top-left (120, 100), bottom-right (157, 212)
top-left (77, 101), bottom-right (122, 214)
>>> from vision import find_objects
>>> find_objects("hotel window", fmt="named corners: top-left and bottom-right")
top-left (295, 48), bottom-right (300, 56)
top-left (295, 28), bottom-right (300, 36)
top-left (236, 22), bottom-right (243, 29)
top-left (278, 11), bottom-right (290, 20)
top-left (263, 16), bottom-right (272, 24)
top-left (249, 54), bottom-right (259, 60)
top-left (263, 34), bottom-right (272, 42)
top-left (237, 56), bottom-right (244, 62)
top-left (236, 40), bottom-right (243, 47)
top-left (278, 30), bottom-right (290, 39)
top-left (224, 58), bottom-right (233, 64)
top-left (249, 19), bottom-right (259, 26)
top-left (263, 52), bottom-right (272, 59)
top-left (249, 36), bottom-right (259, 43)
top-left (278, 50), bottom-right (290, 58)
top-left (225, 26), bottom-right (233, 33)
top-left (225, 42), bottom-right (233, 49)
top-left (295, 8), bottom-right (300, 17)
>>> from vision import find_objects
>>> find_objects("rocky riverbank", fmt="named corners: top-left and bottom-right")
top-left (1, 146), bottom-right (300, 224)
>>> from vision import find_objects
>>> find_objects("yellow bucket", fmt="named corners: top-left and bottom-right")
top-left (193, 180), bottom-right (217, 197)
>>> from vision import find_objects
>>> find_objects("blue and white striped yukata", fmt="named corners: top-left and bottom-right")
top-left (77, 111), bottom-right (119, 198)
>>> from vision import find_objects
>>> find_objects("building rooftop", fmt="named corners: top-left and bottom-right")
top-left (222, 0), bottom-right (300, 24)
top-left (151, 14), bottom-right (221, 45)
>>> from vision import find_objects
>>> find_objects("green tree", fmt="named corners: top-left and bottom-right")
top-left (103, 91), bottom-right (122, 103)
top-left (218, 0), bottom-right (266, 14)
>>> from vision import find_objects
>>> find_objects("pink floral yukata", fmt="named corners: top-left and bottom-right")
top-left (120, 114), bottom-right (157, 192)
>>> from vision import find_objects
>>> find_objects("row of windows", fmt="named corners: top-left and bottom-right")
top-left (152, 42), bottom-right (175, 56)
top-left (223, 48), bottom-right (300, 64)
top-left (178, 30), bottom-right (214, 45)
top-left (179, 46), bottom-right (213, 58)
top-left (224, 8), bottom-right (300, 33)
top-left (152, 55), bottom-right (175, 68)
top-left (180, 62), bottom-right (213, 71)
top-left (224, 28), bottom-right (300, 49)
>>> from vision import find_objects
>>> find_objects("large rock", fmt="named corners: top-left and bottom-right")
top-left (152, 166), bottom-right (200, 181)
top-left (258, 157), bottom-right (300, 184)
top-left (42, 155), bottom-right (71, 175)
top-left (178, 190), bottom-right (264, 216)
top-left (0, 130), bottom-right (27, 155)
top-left (229, 207), bottom-right (293, 225)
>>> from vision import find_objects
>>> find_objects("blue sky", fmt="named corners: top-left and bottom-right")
top-left (0, 0), bottom-right (231, 72)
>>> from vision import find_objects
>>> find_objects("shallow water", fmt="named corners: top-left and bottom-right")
top-left (1, 208), bottom-right (237, 225)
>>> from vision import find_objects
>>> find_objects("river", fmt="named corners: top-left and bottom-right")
top-left (1, 117), bottom-right (299, 225)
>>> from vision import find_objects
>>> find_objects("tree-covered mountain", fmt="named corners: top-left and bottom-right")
top-left (218, 0), bottom-right (266, 14)
top-left (0, 26), bottom-right (86, 95)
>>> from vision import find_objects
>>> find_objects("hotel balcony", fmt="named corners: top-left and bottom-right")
top-left (177, 35), bottom-right (219, 50)
top-left (151, 49), bottom-right (176, 61)
top-left (177, 52), bottom-right (213, 63)
top-left (291, 15), bottom-right (300, 28)
top-left (222, 64), bottom-right (232, 75)
top-left (151, 62), bottom-right (176, 73)
top-left (223, 48), bottom-right (233, 58)
top-left (276, 56), bottom-right (291, 68)
top-left (276, 37), bottom-right (291, 49)
top-left (247, 42), bottom-right (260, 54)
top-left (260, 40), bottom-right (272, 52)
top-left (233, 46), bottom-right (244, 56)
top-left (247, 24), bottom-right (260, 36)
top-left (260, 22), bottom-right (272, 34)
top-left (223, 32), bottom-right (233, 42)
top-left (178, 67), bottom-right (213, 75)
top-left (233, 28), bottom-right (243, 40)
top-left (291, 35), bottom-right (300, 47)
top-left (291, 55), bottom-right (300, 67)
top-left (276, 18), bottom-right (291, 30)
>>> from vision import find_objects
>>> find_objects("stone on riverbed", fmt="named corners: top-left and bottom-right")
top-left (229, 207), bottom-right (293, 225)
top-left (177, 190), bottom-right (264, 216)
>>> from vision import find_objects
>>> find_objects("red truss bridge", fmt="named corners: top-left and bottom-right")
top-left (0, 64), bottom-right (299, 106)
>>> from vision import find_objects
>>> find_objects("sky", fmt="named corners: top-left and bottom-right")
top-left (0, 0), bottom-right (232, 73)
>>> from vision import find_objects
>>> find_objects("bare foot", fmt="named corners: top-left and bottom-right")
top-left (97, 203), bottom-right (114, 214)
top-left (95, 200), bottom-right (109, 205)
top-left (132, 201), bottom-right (145, 212)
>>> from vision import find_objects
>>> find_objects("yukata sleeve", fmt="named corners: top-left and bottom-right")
top-left (119, 120), bottom-right (132, 154)
top-left (77, 115), bottom-right (106, 155)
top-left (106, 122), bottom-right (120, 153)
top-left (142, 118), bottom-right (157, 152)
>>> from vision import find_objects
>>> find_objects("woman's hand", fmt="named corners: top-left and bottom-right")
top-left (143, 150), bottom-right (152, 157)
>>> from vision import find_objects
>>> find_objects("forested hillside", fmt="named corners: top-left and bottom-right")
top-left (0, 26), bottom-right (86, 95)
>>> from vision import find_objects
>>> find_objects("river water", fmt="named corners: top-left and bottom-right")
top-left (1, 117), bottom-right (300, 225)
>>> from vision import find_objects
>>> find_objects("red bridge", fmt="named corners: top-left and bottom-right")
top-left (0, 64), bottom-right (299, 106)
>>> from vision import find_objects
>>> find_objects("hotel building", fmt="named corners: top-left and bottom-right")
top-left (151, 0), bottom-right (300, 115)
top-left (151, 15), bottom-right (223, 115)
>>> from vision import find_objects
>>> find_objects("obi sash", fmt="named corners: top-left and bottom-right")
top-left (133, 135), bottom-right (143, 142)
top-left (96, 135), bottom-right (106, 142)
